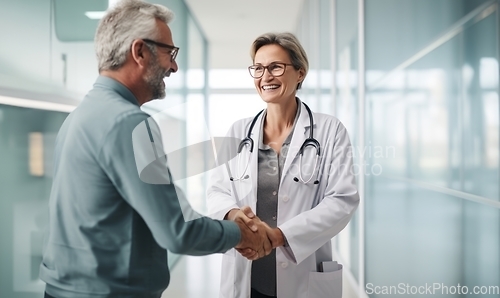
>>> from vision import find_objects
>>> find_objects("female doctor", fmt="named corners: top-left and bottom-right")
top-left (207, 32), bottom-right (359, 298)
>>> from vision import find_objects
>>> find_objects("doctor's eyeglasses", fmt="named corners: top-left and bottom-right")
top-left (142, 39), bottom-right (179, 62)
top-left (248, 62), bottom-right (294, 78)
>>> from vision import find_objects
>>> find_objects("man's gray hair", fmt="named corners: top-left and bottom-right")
top-left (95, 0), bottom-right (174, 72)
top-left (250, 32), bottom-right (308, 90)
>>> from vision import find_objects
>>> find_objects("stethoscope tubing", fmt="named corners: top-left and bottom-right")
top-left (230, 101), bottom-right (321, 185)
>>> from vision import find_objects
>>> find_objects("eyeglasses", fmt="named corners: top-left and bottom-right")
top-left (142, 39), bottom-right (179, 62)
top-left (248, 62), bottom-right (294, 78)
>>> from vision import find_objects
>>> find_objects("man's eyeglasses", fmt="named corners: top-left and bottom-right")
top-left (248, 62), bottom-right (294, 78)
top-left (143, 39), bottom-right (179, 62)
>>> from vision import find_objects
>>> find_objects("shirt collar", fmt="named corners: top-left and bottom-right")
top-left (94, 75), bottom-right (140, 106)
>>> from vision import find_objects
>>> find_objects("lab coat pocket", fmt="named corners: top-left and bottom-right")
top-left (307, 264), bottom-right (342, 298)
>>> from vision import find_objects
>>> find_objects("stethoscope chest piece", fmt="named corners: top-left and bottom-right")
top-left (294, 136), bottom-right (321, 184)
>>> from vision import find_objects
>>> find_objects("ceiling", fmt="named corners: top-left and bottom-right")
top-left (184, 0), bottom-right (304, 69)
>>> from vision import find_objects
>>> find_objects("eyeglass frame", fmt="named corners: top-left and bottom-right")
top-left (142, 39), bottom-right (179, 62)
top-left (247, 62), bottom-right (295, 78)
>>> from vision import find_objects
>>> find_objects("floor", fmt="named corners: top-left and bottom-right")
top-left (161, 254), bottom-right (358, 298)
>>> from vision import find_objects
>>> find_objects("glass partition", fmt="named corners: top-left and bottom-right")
top-left (297, 0), bottom-right (500, 297)
top-left (297, 0), bottom-right (362, 284)
top-left (365, 1), bottom-right (499, 297)
top-left (334, 0), bottom-right (361, 280)
top-left (0, 105), bottom-right (68, 298)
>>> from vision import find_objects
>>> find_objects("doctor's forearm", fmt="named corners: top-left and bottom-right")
top-left (277, 228), bottom-right (286, 247)
top-left (267, 227), bottom-right (286, 248)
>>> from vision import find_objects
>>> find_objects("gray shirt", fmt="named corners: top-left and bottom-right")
top-left (39, 76), bottom-right (240, 298)
top-left (251, 106), bottom-right (300, 296)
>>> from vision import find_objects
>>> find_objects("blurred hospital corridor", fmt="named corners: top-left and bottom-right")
top-left (1, 0), bottom-right (499, 297)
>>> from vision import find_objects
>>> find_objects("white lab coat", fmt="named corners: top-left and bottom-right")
top-left (207, 100), bottom-right (360, 298)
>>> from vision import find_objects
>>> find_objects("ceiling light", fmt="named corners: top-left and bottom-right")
top-left (84, 11), bottom-right (106, 20)
top-left (85, 0), bottom-right (120, 19)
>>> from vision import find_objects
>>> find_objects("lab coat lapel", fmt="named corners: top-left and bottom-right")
top-left (281, 101), bottom-right (315, 185)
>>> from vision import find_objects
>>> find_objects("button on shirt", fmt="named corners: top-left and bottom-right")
top-left (251, 107), bottom-right (300, 296)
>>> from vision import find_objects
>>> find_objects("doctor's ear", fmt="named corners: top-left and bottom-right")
top-left (297, 68), bottom-right (305, 81)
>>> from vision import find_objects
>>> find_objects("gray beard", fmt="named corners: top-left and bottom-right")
top-left (144, 55), bottom-right (166, 100)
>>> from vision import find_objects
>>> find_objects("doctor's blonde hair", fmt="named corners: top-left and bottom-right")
top-left (95, 0), bottom-right (174, 72)
top-left (250, 32), bottom-right (309, 90)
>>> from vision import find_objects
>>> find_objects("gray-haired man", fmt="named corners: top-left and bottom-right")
top-left (39, 1), bottom-right (271, 297)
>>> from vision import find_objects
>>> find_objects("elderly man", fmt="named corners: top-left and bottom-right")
top-left (39, 1), bottom-right (270, 297)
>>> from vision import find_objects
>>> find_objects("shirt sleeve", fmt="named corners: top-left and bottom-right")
top-left (97, 111), bottom-right (240, 255)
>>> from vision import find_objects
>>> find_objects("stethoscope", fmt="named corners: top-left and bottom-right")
top-left (229, 101), bottom-right (321, 185)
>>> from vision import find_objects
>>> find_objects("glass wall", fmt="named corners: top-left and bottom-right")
top-left (0, 0), bottom-right (209, 297)
top-left (298, 0), bottom-right (362, 286)
top-left (0, 106), bottom-right (68, 298)
top-left (298, 0), bottom-right (500, 297)
top-left (365, 1), bottom-right (499, 297)
top-left (0, 0), bottom-right (104, 100)
top-left (334, 0), bottom-right (361, 280)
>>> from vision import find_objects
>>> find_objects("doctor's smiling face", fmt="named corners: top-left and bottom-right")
top-left (252, 44), bottom-right (304, 105)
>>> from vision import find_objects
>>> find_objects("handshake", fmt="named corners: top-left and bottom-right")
top-left (228, 206), bottom-right (285, 261)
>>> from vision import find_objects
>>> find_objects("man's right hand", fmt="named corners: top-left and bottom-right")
top-left (225, 206), bottom-right (258, 232)
top-left (234, 217), bottom-right (272, 260)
